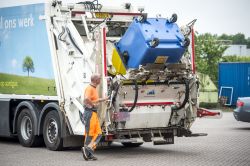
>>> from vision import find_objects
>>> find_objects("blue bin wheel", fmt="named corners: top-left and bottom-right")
top-left (138, 13), bottom-right (147, 23)
top-left (170, 13), bottom-right (177, 23)
top-left (183, 37), bottom-right (190, 47)
top-left (150, 38), bottom-right (160, 48)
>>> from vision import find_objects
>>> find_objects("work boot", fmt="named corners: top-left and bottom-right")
top-left (86, 146), bottom-right (94, 156)
top-left (88, 155), bottom-right (98, 161)
top-left (81, 147), bottom-right (88, 161)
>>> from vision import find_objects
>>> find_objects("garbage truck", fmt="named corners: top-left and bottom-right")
top-left (0, 1), bottom-right (218, 150)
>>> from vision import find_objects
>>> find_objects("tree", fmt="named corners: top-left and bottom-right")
top-left (232, 33), bottom-right (247, 45)
top-left (247, 37), bottom-right (250, 48)
top-left (195, 33), bottom-right (228, 86)
top-left (222, 55), bottom-right (250, 62)
top-left (23, 56), bottom-right (34, 77)
top-left (218, 33), bottom-right (248, 46)
top-left (218, 33), bottom-right (232, 41)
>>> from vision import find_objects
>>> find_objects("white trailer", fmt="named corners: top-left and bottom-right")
top-left (0, 1), bottom-right (215, 150)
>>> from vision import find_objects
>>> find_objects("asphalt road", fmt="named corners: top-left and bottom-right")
top-left (0, 112), bottom-right (250, 166)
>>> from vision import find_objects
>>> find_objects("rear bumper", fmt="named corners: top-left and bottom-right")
top-left (233, 110), bottom-right (250, 122)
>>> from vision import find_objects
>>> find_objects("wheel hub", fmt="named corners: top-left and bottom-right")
top-left (46, 118), bottom-right (58, 144)
top-left (20, 116), bottom-right (32, 140)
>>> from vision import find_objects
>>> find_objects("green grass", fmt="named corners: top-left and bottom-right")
top-left (0, 73), bottom-right (56, 96)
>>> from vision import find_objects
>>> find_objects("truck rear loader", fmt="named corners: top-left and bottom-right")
top-left (0, 1), bottom-right (216, 150)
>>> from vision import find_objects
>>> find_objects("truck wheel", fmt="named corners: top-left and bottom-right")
top-left (17, 108), bottom-right (42, 147)
top-left (43, 110), bottom-right (63, 151)
top-left (122, 142), bottom-right (143, 147)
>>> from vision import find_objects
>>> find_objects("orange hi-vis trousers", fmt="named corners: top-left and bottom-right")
top-left (83, 108), bottom-right (102, 156)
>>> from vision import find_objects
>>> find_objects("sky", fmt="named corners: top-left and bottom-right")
top-left (0, 0), bottom-right (250, 38)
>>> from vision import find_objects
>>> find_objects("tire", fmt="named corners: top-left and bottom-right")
top-left (43, 110), bottom-right (63, 151)
top-left (121, 142), bottom-right (143, 147)
top-left (17, 108), bottom-right (42, 147)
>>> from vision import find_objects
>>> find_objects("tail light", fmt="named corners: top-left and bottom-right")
top-left (105, 134), bottom-right (114, 141)
top-left (237, 101), bottom-right (244, 107)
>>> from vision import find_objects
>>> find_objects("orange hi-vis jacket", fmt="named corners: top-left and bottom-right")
top-left (84, 84), bottom-right (102, 138)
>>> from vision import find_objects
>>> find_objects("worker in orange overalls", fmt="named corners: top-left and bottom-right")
top-left (81, 73), bottom-right (107, 161)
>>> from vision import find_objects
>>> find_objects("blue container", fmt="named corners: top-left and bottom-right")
top-left (218, 62), bottom-right (250, 105)
top-left (116, 18), bottom-right (186, 69)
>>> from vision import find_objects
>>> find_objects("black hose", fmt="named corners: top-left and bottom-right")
top-left (58, 26), bottom-right (66, 42)
top-left (111, 82), bottom-right (120, 104)
top-left (110, 79), bottom-right (138, 112)
top-left (128, 80), bottom-right (138, 112)
top-left (65, 27), bottom-right (83, 55)
top-left (172, 80), bottom-right (190, 111)
top-left (168, 80), bottom-right (190, 126)
top-left (121, 80), bottom-right (188, 112)
top-left (89, 18), bottom-right (106, 32)
top-left (77, 0), bottom-right (102, 11)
